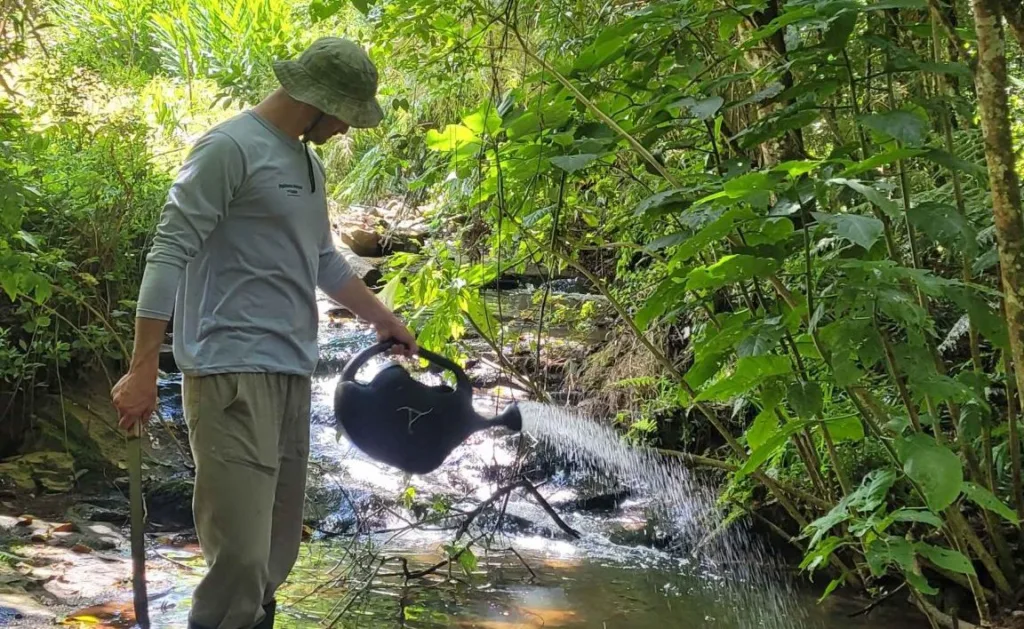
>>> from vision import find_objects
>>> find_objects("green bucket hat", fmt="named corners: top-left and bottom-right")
top-left (273, 37), bottom-right (384, 129)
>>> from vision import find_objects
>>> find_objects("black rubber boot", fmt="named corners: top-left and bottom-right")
top-left (253, 600), bottom-right (276, 629)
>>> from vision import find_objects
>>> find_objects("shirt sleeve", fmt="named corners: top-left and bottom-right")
top-left (136, 131), bottom-right (246, 320)
top-left (316, 225), bottom-right (357, 296)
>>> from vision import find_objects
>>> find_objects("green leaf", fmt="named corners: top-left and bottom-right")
top-left (550, 153), bottom-right (600, 173)
top-left (351, 0), bottom-right (369, 13)
top-left (457, 546), bottom-right (478, 574)
top-left (898, 434), bottom-right (963, 512)
top-left (463, 105), bottom-right (503, 135)
top-left (812, 212), bottom-right (885, 251)
top-left (864, 0), bottom-right (926, 9)
top-left (839, 147), bottom-right (925, 178)
top-left (962, 482), bottom-right (1020, 525)
top-left (633, 189), bottom-right (689, 216)
top-left (308, 0), bottom-right (346, 21)
top-left (672, 207), bottom-right (755, 261)
top-left (818, 575), bottom-right (846, 603)
top-left (425, 125), bottom-right (479, 152)
top-left (824, 415), bottom-right (865, 442)
top-left (686, 254), bottom-right (780, 292)
top-left (378, 275), bottom-right (406, 310)
top-left (674, 96), bottom-right (724, 120)
top-left (858, 110), bottom-right (930, 147)
top-left (905, 571), bottom-right (939, 596)
top-left (736, 418), bottom-right (808, 479)
top-left (865, 536), bottom-right (915, 577)
top-left (886, 509), bottom-right (944, 529)
top-left (787, 381), bottom-right (823, 419)
top-left (696, 355), bottom-right (792, 403)
top-left (915, 543), bottom-right (975, 576)
top-left (922, 148), bottom-right (987, 181)
top-left (906, 202), bottom-right (977, 255)
top-left (827, 178), bottom-right (899, 217)
top-left (746, 407), bottom-right (780, 450)
top-left (823, 11), bottom-right (857, 50)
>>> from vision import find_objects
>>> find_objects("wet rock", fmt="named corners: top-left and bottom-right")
top-left (563, 490), bottom-right (631, 513)
top-left (0, 452), bottom-right (76, 494)
top-left (66, 497), bottom-right (129, 525)
top-left (144, 477), bottom-right (195, 528)
top-left (342, 251), bottom-right (383, 289)
top-left (340, 227), bottom-right (382, 257)
top-left (159, 343), bottom-right (177, 373)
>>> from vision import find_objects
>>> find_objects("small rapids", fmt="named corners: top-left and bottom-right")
top-left (518, 401), bottom-right (813, 629)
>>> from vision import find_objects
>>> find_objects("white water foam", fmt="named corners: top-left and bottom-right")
top-left (518, 401), bottom-right (817, 629)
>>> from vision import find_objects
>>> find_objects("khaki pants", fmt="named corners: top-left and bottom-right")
top-left (182, 373), bottom-right (311, 629)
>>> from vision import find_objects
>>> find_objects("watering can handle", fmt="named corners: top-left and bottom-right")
top-left (340, 340), bottom-right (473, 393)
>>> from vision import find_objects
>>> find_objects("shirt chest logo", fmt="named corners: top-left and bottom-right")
top-left (279, 183), bottom-right (304, 197)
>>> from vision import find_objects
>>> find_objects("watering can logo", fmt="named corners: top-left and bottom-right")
top-left (333, 340), bottom-right (523, 475)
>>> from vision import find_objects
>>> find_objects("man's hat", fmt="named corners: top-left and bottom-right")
top-left (272, 37), bottom-right (384, 128)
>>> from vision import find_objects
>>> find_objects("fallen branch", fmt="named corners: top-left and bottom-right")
top-left (519, 479), bottom-right (581, 539)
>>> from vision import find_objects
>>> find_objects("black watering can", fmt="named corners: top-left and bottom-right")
top-left (333, 340), bottom-right (523, 475)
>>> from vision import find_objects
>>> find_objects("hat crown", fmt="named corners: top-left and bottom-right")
top-left (297, 37), bottom-right (378, 101)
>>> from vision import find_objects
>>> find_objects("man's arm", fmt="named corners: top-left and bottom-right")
top-left (112, 131), bottom-right (245, 430)
top-left (317, 233), bottom-right (417, 354)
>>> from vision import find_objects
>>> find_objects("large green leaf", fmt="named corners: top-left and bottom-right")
top-left (736, 418), bottom-right (809, 479)
top-left (865, 536), bottom-right (915, 577)
top-left (462, 104), bottom-right (503, 135)
top-left (633, 189), bottom-right (689, 216)
top-left (897, 435), bottom-right (963, 512)
top-left (907, 202), bottom-right (977, 255)
top-left (686, 254), bottom-right (780, 292)
top-left (671, 207), bottom-right (755, 261)
top-left (787, 381), bottom-right (823, 419)
top-left (827, 178), bottom-right (899, 217)
top-left (858, 109), bottom-right (930, 147)
top-left (915, 543), bottom-right (975, 576)
top-left (962, 482), bottom-right (1020, 525)
top-left (839, 147), bottom-right (924, 177)
top-left (824, 415), bottom-right (865, 442)
top-left (550, 154), bottom-right (600, 173)
top-left (425, 124), bottom-right (479, 152)
top-left (696, 355), bottom-right (792, 403)
top-left (812, 212), bottom-right (885, 251)
top-left (746, 407), bottom-right (780, 450)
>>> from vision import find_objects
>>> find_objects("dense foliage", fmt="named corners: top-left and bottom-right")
top-left (4, 0), bottom-right (1024, 624)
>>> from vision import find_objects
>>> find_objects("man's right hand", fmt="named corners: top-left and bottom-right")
top-left (112, 368), bottom-right (158, 432)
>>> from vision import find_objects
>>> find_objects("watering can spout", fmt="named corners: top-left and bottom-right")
top-left (489, 402), bottom-right (523, 432)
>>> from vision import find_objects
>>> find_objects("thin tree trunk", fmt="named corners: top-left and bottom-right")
top-left (972, 0), bottom-right (1024, 419)
top-left (1001, 0), bottom-right (1024, 50)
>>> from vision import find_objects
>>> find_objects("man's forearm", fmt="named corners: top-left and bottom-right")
top-left (129, 317), bottom-right (170, 375)
top-left (326, 275), bottom-right (394, 325)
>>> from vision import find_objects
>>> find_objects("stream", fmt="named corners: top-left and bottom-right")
top-left (7, 288), bottom-right (928, 629)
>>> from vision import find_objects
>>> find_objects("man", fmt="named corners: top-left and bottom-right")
top-left (110, 37), bottom-right (417, 629)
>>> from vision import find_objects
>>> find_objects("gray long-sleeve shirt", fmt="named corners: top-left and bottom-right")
top-left (136, 111), bottom-right (355, 377)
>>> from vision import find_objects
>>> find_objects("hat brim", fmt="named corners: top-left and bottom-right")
top-left (273, 60), bottom-right (384, 129)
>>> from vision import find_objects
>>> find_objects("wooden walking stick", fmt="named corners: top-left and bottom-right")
top-left (128, 421), bottom-right (150, 629)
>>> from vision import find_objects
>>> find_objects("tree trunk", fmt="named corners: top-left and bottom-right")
top-left (1001, 0), bottom-right (1024, 50)
top-left (972, 0), bottom-right (1024, 406)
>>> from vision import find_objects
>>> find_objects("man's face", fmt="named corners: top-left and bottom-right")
top-left (306, 114), bottom-right (350, 145)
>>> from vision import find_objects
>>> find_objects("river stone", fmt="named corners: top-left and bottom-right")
top-left (144, 477), bottom-right (195, 528)
top-left (0, 452), bottom-right (75, 494)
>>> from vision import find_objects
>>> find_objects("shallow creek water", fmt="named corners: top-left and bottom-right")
top-left (48, 292), bottom-right (927, 629)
